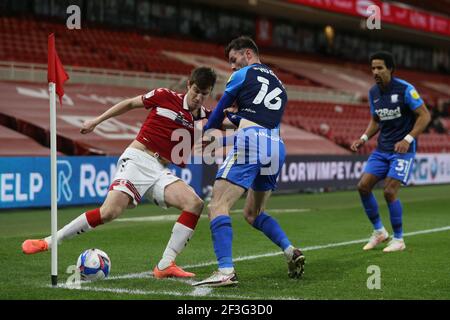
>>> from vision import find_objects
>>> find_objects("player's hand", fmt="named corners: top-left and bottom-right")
top-left (350, 139), bottom-right (365, 152)
top-left (224, 106), bottom-right (238, 115)
top-left (80, 119), bottom-right (98, 134)
top-left (394, 140), bottom-right (410, 153)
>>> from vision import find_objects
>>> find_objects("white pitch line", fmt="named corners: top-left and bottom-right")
top-left (52, 284), bottom-right (297, 300)
top-left (108, 225), bottom-right (450, 281)
top-left (115, 209), bottom-right (310, 223)
top-left (49, 225), bottom-right (450, 299)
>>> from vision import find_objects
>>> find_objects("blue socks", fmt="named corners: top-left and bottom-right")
top-left (360, 193), bottom-right (383, 230)
top-left (387, 200), bottom-right (403, 239)
top-left (360, 192), bottom-right (403, 239)
top-left (252, 212), bottom-right (291, 250)
top-left (210, 215), bottom-right (233, 269)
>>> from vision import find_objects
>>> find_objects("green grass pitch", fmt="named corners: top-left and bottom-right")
top-left (1, 184), bottom-right (449, 300)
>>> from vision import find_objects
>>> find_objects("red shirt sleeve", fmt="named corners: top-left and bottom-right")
top-left (141, 88), bottom-right (167, 110)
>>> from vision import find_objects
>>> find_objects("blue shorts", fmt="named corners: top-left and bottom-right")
top-left (216, 126), bottom-right (285, 191)
top-left (364, 150), bottom-right (415, 185)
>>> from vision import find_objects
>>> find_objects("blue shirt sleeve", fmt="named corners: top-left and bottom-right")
top-left (224, 67), bottom-right (248, 97)
top-left (225, 67), bottom-right (248, 97)
top-left (203, 91), bottom-right (236, 131)
top-left (404, 84), bottom-right (424, 110)
top-left (368, 90), bottom-right (376, 116)
top-left (204, 68), bottom-right (249, 131)
top-left (225, 111), bottom-right (242, 127)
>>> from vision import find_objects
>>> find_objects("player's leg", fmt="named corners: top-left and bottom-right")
top-left (22, 190), bottom-right (131, 254)
top-left (193, 128), bottom-right (263, 287)
top-left (208, 178), bottom-right (246, 270)
top-left (382, 177), bottom-right (405, 252)
top-left (152, 179), bottom-right (204, 278)
top-left (22, 147), bottom-right (148, 255)
top-left (358, 151), bottom-right (390, 250)
top-left (243, 189), bottom-right (305, 278)
top-left (358, 173), bottom-right (384, 230)
top-left (192, 179), bottom-right (245, 287)
top-left (382, 153), bottom-right (414, 252)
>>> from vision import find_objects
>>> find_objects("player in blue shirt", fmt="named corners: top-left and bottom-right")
top-left (193, 36), bottom-right (305, 287)
top-left (351, 51), bottom-right (431, 252)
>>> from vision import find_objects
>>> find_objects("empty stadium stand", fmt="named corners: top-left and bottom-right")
top-left (0, 81), bottom-right (145, 155)
top-left (0, 125), bottom-right (55, 156)
top-left (3, 16), bottom-right (449, 102)
top-left (0, 17), bottom-right (331, 87)
top-left (285, 101), bottom-right (450, 154)
top-left (1, 17), bottom-right (449, 156)
top-left (0, 81), bottom-right (351, 156)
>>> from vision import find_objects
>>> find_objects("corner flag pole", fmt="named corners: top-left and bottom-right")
top-left (48, 33), bottom-right (69, 287)
top-left (49, 81), bottom-right (58, 287)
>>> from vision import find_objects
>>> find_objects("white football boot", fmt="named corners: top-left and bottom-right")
top-left (363, 228), bottom-right (389, 250)
top-left (192, 270), bottom-right (238, 287)
top-left (383, 238), bottom-right (406, 252)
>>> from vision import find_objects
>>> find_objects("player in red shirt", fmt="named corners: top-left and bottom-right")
top-left (22, 67), bottom-right (217, 279)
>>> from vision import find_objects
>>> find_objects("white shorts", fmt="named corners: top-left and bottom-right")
top-left (109, 147), bottom-right (180, 209)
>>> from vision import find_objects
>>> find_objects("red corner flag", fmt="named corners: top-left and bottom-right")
top-left (47, 33), bottom-right (69, 104)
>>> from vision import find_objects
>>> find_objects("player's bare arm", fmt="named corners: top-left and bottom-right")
top-left (80, 95), bottom-right (144, 134)
top-left (394, 104), bottom-right (431, 153)
top-left (350, 116), bottom-right (380, 151)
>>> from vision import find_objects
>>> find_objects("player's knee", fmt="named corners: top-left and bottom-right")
top-left (99, 205), bottom-right (123, 223)
top-left (357, 181), bottom-right (372, 196)
top-left (207, 200), bottom-right (227, 217)
top-left (243, 208), bottom-right (259, 225)
top-left (383, 188), bottom-right (397, 202)
top-left (243, 214), bottom-right (256, 225)
top-left (183, 196), bottom-right (204, 215)
top-left (207, 201), bottom-right (218, 215)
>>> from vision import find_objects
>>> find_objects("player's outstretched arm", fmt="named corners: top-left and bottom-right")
top-left (80, 95), bottom-right (144, 134)
top-left (203, 92), bottom-right (235, 132)
top-left (350, 116), bottom-right (379, 151)
top-left (394, 104), bottom-right (431, 153)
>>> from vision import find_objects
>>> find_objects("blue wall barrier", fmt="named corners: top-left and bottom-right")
top-left (0, 157), bottom-right (203, 209)
top-left (2, 154), bottom-right (449, 209)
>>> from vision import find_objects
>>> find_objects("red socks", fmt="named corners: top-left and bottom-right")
top-left (85, 208), bottom-right (103, 228)
top-left (177, 211), bottom-right (200, 230)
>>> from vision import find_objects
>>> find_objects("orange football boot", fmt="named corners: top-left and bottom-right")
top-left (153, 262), bottom-right (195, 279)
top-left (22, 239), bottom-right (48, 254)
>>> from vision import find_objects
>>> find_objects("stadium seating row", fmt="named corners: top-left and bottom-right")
top-left (1, 17), bottom-right (449, 156)
top-left (0, 81), bottom-right (350, 156)
top-left (285, 101), bottom-right (450, 154)
top-left (0, 17), bottom-right (340, 87)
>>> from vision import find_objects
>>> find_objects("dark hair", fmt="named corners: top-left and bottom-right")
top-left (189, 67), bottom-right (217, 91)
top-left (370, 51), bottom-right (395, 72)
top-left (225, 36), bottom-right (259, 58)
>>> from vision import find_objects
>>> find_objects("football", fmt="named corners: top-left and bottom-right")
top-left (76, 248), bottom-right (111, 281)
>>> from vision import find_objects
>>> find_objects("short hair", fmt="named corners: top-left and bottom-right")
top-left (189, 67), bottom-right (217, 91)
top-left (370, 51), bottom-right (395, 72)
top-left (225, 36), bottom-right (259, 58)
